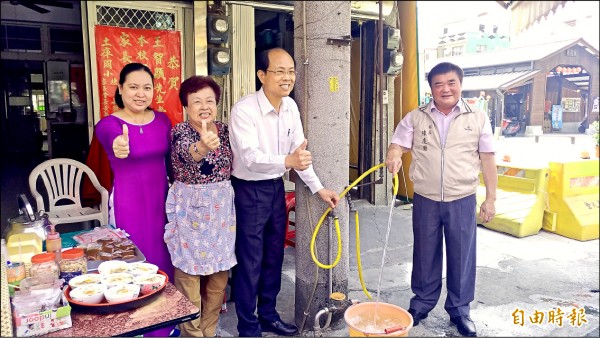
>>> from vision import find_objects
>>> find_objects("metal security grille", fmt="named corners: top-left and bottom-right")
top-left (96, 5), bottom-right (175, 30)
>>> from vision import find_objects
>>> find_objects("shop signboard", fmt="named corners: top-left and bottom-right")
top-left (561, 97), bottom-right (581, 112)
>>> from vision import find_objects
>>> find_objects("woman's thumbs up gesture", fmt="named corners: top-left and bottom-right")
top-left (113, 124), bottom-right (130, 159)
top-left (199, 120), bottom-right (220, 151)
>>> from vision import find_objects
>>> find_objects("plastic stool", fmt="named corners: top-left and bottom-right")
top-left (285, 191), bottom-right (296, 248)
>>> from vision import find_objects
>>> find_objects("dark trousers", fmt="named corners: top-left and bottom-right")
top-left (409, 193), bottom-right (477, 318)
top-left (231, 176), bottom-right (286, 337)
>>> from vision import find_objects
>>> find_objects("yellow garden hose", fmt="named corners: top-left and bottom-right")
top-left (310, 163), bottom-right (399, 298)
top-left (354, 209), bottom-right (370, 299)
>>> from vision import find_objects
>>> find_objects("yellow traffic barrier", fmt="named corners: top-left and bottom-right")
top-left (543, 159), bottom-right (599, 241)
top-left (476, 163), bottom-right (549, 237)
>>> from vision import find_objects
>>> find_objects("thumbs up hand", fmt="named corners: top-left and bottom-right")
top-left (198, 120), bottom-right (220, 153)
top-left (285, 139), bottom-right (312, 171)
top-left (113, 124), bottom-right (130, 159)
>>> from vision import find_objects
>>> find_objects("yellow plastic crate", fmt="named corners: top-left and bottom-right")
top-left (544, 159), bottom-right (599, 241)
top-left (476, 164), bottom-right (549, 237)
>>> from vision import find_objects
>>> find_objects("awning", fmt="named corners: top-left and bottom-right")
top-left (497, 1), bottom-right (568, 36)
top-left (462, 70), bottom-right (540, 92)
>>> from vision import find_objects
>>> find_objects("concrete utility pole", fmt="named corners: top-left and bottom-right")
top-left (292, 1), bottom-right (351, 331)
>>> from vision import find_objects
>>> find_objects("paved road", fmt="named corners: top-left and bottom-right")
top-left (215, 204), bottom-right (598, 337)
top-left (214, 133), bottom-right (599, 337)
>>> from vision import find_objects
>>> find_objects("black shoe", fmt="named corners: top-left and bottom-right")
top-left (407, 308), bottom-right (428, 327)
top-left (259, 319), bottom-right (298, 336)
top-left (451, 315), bottom-right (477, 337)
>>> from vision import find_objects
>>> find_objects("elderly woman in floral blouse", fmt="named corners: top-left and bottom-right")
top-left (165, 75), bottom-right (236, 337)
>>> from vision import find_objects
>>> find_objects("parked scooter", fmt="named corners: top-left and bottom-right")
top-left (501, 117), bottom-right (520, 137)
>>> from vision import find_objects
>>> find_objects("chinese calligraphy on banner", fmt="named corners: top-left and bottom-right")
top-left (94, 25), bottom-right (183, 125)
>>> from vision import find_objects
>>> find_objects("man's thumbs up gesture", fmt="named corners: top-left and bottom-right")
top-left (285, 139), bottom-right (312, 171)
top-left (113, 124), bottom-right (130, 159)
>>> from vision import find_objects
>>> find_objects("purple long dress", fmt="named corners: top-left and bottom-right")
top-left (95, 111), bottom-right (174, 281)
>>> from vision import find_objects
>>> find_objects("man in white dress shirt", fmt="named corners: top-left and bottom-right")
top-left (228, 47), bottom-right (339, 337)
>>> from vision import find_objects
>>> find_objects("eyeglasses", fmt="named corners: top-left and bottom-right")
top-left (266, 69), bottom-right (298, 77)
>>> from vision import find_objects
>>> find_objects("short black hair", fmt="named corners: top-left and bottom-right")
top-left (427, 62), bottom-right (463, 88)
top-left (114, 63), bottom-right (154, 109)
top-left (257, 47), bottom-right (295, 72)
top-left (179, 75), bottom-right (222, 107)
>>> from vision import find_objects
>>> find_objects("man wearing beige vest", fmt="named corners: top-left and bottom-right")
top-left (385, 62), bottom-right (497, 337)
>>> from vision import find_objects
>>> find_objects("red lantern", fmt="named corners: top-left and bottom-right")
top-left (555, 66), bottom-right (563, 73)
top-left (575, 67), bottom-right (582, 73)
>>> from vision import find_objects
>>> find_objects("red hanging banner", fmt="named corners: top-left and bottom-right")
top-left (94, 25), bottom-right (183, 125)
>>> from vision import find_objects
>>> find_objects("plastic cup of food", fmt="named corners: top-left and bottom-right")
top-left (98, 260), bottom-right (130, 275)
top-left (69, 284), bottom-right (107, 304)
top-left (104, 284), bottom-right (140, 303)
top-left (134, 273), bottom-right (166, 295)
top-left (128, 262), bottom-right (159, 276)
top-left (101, 272), bottom-right (134, 289)
top-left (69, 273), bottom-right (103, 289)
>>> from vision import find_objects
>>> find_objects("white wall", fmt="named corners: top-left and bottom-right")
top-left (416, 1), bottom-right (511, 103)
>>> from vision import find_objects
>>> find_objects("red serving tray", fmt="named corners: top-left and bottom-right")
top-left (64, 270), bottom-right (168, 315)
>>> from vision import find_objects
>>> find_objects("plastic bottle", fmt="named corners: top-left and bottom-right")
top-left (45, 223), bottom-right (62, 264)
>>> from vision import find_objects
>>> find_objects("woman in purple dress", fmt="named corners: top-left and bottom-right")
top-left (95, 62), bottom-right (174, 283)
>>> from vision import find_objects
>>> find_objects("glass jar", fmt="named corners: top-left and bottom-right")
top-left (59, 248), bottom-right (87, 284)
top-left (30, 252), bottom-right (60, 280)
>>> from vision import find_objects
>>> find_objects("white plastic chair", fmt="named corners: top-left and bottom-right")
top-left (29, 158), bottom-right (109, 227)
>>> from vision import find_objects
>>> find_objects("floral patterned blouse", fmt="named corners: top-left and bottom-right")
top-left (166, 119), bottom-right (237, 275)
top-left (171, 120), bottom-right (232, 184)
